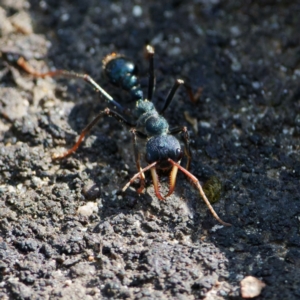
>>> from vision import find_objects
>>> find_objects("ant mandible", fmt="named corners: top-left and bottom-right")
top-left (6, 46), bottom-right (231, 226)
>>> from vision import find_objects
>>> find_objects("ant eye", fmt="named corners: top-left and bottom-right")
top-left (176, 148), bottom-right (183, 160)
top-left (145, 151), bottom-right (152, 163)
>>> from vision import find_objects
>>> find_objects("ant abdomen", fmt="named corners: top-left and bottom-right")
top-left (102, 53), bottom-right (143, 100)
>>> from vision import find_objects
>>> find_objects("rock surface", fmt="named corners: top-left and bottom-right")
top-left (0, 1), bottom-right (299, 299)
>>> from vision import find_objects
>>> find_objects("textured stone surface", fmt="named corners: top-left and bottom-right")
top-left (0, 1), bottom-right (299, 299)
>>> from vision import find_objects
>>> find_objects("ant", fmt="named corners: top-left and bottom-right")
top-left (3, 46), bottom-right (231, 226)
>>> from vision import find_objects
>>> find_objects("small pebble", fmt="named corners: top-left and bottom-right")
top-left (77, 202), bottom-right (98, 217)
top-left (240, 276), bottom-right (266, 298)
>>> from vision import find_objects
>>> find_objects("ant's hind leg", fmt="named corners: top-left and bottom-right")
top-left (9, 54), bottom-right (125, 112)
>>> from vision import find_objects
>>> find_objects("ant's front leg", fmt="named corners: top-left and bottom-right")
top-left (53, 108), bottom-right (135, 159)
top-left (130, 129), bottom-right (148, 194)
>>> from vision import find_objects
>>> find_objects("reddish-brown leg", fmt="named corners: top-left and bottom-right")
top-left (165, 164), bottom-right (179, 198)
top-left (168, 159), bottom-right (231, 226)
top-left (131, 129), bottom-right (146, 194)
top-left (16, 56), bottom-right (125, 111)
top-left (150, 167), bottom-right (164, 200)
top-left (53, 108), bottom-right (135, 159)
top-left (122, 162), bottom-right (157, 193)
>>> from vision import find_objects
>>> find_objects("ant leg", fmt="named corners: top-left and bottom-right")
top-left (169, 126), bottom-right (192, 170)
top-left (168, 159), bottom-right (231, 226)
top-left (159, 79), bottom-right (184, 114)
top-left (165, 126), bottom-right (191, 197)
top-left (183, 82), bottom-right (203, 103)
top-left (53, 107), bottom-right (135, 159)
top-left (158, 79), bottom-right (202, 115)
top-left (130, 129), bottom-right (147, 194)
top-left (144, 47), bottom-right (201, 103)
top-left (13, 55), bottom-right (125, 112)
top-left (122, 161), bottom-right (157, 192)
top-left (146, 45), bottom-right (155, 101)
top-left (122, 161), bottom-right (164, 200)
top-left (150, 166), bottom-right (164, 200)
top-left (156, 78), bottom-right (202, 113)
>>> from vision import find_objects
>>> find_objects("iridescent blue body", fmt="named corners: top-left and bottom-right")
top-left (103, 54), bottom-right (183, 169)
top-left (103, 55), bottom-right (143, 101)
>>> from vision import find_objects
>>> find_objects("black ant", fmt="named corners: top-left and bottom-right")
top-left (3, 46), bottom-right (231, 226)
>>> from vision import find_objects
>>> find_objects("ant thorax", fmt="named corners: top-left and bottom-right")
top-left (134, 99), bottom-right (155, 117)
top-left (135, 100), bottom-right (169, 137)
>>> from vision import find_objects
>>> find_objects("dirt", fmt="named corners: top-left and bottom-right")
top-left (0, 0), bottom-right (299, 299)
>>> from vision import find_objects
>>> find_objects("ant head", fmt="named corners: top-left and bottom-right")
top-left (145, 135), bottom-right (183, 169)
